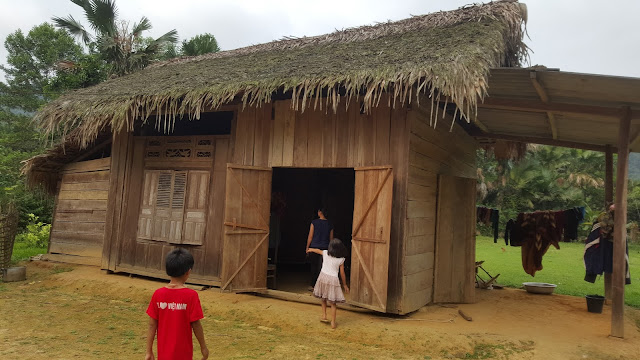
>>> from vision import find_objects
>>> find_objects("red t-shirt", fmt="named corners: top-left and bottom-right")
top-left (146, 287), bottom-right (204, 360)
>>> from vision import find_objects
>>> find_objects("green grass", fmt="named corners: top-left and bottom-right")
top-left (10, 242), bottom-right (47, 264)
top-left (476, 236), bottom-right (640, 307)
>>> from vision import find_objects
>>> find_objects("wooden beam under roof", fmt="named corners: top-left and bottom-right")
top-left (470, 130), bottom-right (615, 153)
top-left (530, 71), bottom-right (558, 139)
top-left (478, 97), bottom-right (640, 119)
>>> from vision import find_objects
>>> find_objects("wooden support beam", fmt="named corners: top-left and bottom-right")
top-left (611, 106), bottom-right (631, 339)
top-left (605, 145), bottom-right (614, 206)
top-left (530, 72), bottom-right (558, 139)
top-left (473, 119), bottom-right (490, 133)
top-left (470, 131), bottom-right (615, 153)
top-left (71, 138), bottom-right (113, 163)
top-left (479, 97), bottom-right (639, 119)
top-left (604, 145), bottom-right (614, 303)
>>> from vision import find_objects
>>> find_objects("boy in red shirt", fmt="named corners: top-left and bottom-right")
top-left (146, 248), bottom-right (209, 360)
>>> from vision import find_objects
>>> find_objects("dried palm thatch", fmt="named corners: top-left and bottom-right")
top-left (22, 128), bottom-right (113, 194)
top-left (26, 1), bottom-right (528, 190)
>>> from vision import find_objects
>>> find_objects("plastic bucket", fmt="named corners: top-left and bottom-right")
top-left (585, 295), bottom-right (605, 313)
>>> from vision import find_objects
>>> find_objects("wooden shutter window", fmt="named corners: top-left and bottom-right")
top-left (137, 171), bottom-right (158, 239)
top-left (137, 169), bottom-right (208, 245)
top-left (172, 172), bottom-right (187, 209)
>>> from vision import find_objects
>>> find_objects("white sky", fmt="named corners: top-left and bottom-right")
top-left (1, 0), bottom-right (639, 79)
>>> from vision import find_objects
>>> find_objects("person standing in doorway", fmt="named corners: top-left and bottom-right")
top-left (306, 208), bottom-right (334, 291)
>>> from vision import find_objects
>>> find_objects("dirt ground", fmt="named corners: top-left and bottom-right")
top-left (1, 261), bottom-right (639, 359)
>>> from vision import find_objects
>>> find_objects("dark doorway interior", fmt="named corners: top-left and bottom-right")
top-left (269, 168), bottom-right (355, 293)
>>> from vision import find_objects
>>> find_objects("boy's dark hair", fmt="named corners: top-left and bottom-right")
top-left (165, 248), bottom-right (194, 277)
top-left (328, 238), bottom-right (348, 258)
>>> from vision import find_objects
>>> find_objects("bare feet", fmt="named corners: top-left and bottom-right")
top-left (320, 318), bottom-right (330, 323)
top-left (331, 321), bottom-right (337, 329)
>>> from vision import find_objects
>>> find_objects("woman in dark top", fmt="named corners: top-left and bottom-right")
top-left (306, 208), bottom-right (334, 290)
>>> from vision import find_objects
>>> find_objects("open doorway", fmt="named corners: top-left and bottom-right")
top-left (269, 168), bottom-right (355, 293)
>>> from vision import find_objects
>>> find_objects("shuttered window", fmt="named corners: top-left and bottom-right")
top-left (137, 170), bottom-right (209, 245)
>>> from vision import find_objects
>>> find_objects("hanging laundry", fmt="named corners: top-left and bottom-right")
top-left (563, 207), bottom-right (585, 242)
top-left (504, 219), bottom-right (515, 246)
top-left (519, 211), bottom-right (562, 276)
top-left (583, 210), bottom-right (631, 284)
top-left (476, 206), bottom-right (499, 243)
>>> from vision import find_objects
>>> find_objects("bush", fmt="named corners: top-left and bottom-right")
top-left (15, 213), bottom-right (51, 248)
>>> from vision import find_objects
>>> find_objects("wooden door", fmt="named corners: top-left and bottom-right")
top-left (221, 164), bottom-right (272, 291)
top-left (182, 171), bottom-right (210, 245)
top-left (433, 175), bottom-right (476, 303)
top-left (350, 166), bottom-right (393, 312)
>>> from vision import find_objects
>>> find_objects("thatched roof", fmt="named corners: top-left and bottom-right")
top-left (25, 1), bottom-right (527, 190)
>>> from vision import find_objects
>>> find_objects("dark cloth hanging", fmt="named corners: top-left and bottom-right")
top-left (504, 219), bottom-right (515, 246)
top-left (509, 215), bottom-right (525, 247)
top-left (563, 207), bottom-right (585, 242)
top-left (491, 209), bottom-right (500, 244)
top-left (477, 206), bottom-right (499, 243)
top-left (584, 211), bottom-right (631, 284)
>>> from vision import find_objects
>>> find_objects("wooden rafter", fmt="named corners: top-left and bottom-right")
top-left (71, 138), bottom-right (113, 163)
top-left (479, 97), bottom-right (639, 119)
top-left (530, 71), bottom-right (558, 139)
top-left (470, 130), bottom-right (616, 153)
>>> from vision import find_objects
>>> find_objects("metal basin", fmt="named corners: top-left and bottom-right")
top-left (522, 282), bottom-right (557, 294)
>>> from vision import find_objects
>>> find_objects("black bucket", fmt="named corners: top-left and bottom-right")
top-left (586, 295), bottom-right (605, 313)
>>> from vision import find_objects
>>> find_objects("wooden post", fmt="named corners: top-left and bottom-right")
top-left (604, 145), bottom-right (613, 302)
top-left (611, 107), bottom-right (631, 339)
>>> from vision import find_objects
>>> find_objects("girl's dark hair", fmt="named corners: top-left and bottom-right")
top-left (165, 248), bottom-right (194, 277)
top-left (318, 207), bottom-right (328, 218)
top-left (328, 238), bottom-right (348, 258)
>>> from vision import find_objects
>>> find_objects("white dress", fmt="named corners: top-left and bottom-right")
top-left (312, 250), bottom-right (346, 303)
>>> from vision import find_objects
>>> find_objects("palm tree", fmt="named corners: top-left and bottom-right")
top-left (53, 0), bottom-right (178, 77)
top-left (181, 33), bottom-right (220, 57)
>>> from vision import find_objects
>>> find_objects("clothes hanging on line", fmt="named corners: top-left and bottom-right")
top-left (477, 206), bottom-right (499, 243)
top-left (504, 206), bottom-right (584, 247)
top-left (517, 211), bottom-right (562, 276)
top-left (504, 219), bottom-right (515, 246)
top-left (563, 207), bottom-right (585, 242)
top-left (583, 211), bottom-right (631, 284)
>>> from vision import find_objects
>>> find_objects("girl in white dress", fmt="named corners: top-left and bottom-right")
top-left (307, 238), bottom-right (349, 329)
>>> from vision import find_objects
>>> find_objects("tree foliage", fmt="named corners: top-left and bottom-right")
top-left (0, 110), bottom-right (53, 227)
top-left (53, 0), bottom-right (178, 77)
top-left (0, 23), bottom-right (85, 112)
top-left (478, 146), bottom-right (607, 231)
top-left (180, 33), bottom-right (220, 56)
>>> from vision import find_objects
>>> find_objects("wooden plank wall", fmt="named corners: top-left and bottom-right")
top-left (234, 98), bottom-right (410, 313)
top-left (112, 136), bottom-right (230, 285)
top-left (401, 103), bottom-right (477, 313)
top-left (433, 175), bottom-right (477, 303)
top-left (234, 99), bottom-right (397, 169)
top-left (49, 157), bottom-right (111, 264)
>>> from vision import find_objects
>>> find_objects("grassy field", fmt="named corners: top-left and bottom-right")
top-left (10, 241), bottom-right (47, 265)
top-left (476, 235), bottom-right (640, 307)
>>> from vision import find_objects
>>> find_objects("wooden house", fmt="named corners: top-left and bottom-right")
top-left (23, 2), bottom-right (528, 314)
